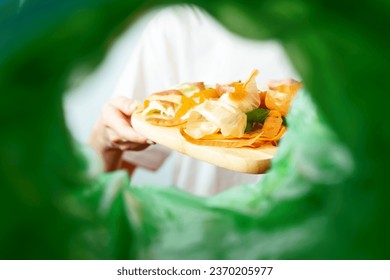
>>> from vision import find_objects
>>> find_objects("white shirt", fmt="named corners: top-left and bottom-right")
top-left (112, 5), bottom-right (298, 196)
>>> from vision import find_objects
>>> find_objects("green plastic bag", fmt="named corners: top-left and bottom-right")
top-left (0, 0), bottom-right (389, 259)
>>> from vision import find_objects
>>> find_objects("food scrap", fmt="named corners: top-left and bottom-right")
top-left (140, 70), bottom-right (302, 148)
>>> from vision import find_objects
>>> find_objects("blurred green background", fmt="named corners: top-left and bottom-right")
top-left (0, 0), bottom-right (389, 259)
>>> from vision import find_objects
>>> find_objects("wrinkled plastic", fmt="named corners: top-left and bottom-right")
top-left (0, 0), bottom-right (389, 259)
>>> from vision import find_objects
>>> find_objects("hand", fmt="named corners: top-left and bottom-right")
top-left (100, 96), bottom-right (152, 151)
top-left (89, 96), bottom-right (153, 171)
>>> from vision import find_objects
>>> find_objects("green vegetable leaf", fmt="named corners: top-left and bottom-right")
top-left (244, 122), bottom-right (253, 133)
top-left (246, 108), bottom-right (270, 123)
top-left (245, 108), bottom-right (269, 132)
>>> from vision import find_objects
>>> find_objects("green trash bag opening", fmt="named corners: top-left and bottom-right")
top-left (0, 0), bottom-right (389, 259)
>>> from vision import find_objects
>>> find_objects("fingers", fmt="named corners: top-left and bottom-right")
top-left (99, 96), bottom-right (157, 152)
top-left (109, 96), bottom-right (138, 116)
top-left (102, 104), bottom-right (148, 144)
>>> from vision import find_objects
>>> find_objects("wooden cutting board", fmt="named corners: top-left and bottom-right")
top-left (131, 111), bottom-right (278, 174)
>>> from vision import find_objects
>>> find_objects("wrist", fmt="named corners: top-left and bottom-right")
top-left (89, 119), bottom-right (123, 171)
